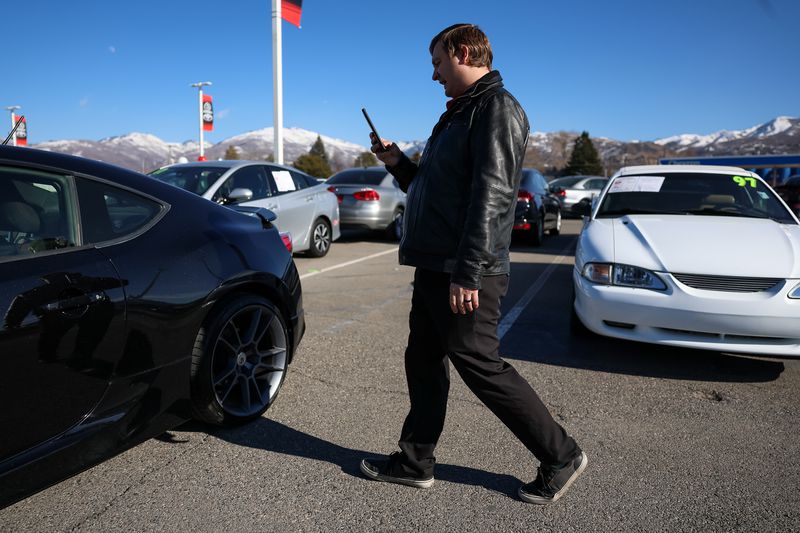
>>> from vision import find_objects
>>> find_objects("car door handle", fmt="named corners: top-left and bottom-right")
top-left (44, 291), bottom-right (107, 312)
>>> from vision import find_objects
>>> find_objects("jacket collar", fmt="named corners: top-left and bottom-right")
top-left (446, 70), bottom-right (503, 109)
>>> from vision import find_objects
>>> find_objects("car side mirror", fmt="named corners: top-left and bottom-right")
top-left (227, 187), bottom-right (254, 204)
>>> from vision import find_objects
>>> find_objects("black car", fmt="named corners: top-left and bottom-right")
top-left (775, 175), bottom-right (800, 216)
top-left (0, 146), bottom-right (304, 508)
top-left (513, 168), bottom-right (561, 245)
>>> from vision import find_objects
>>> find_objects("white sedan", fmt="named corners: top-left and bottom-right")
top-left (150, 161), bottom-right (340, 257)
top-left (573, 164), bottom-right (800, 356)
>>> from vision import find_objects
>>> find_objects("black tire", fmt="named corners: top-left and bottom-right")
top-left (528, 213), bottom-right (544, 246)
top-left (549, 211), bottom-right (561, 236)
top-left (384, 208), bottom-right (404, 241)
top-left (191, 295), bottom-right (289, 426)
top-left (307, 218), bottom-right (331, 258)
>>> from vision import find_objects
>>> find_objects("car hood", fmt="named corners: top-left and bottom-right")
top-left (593, 215), bottom-right (800, 278)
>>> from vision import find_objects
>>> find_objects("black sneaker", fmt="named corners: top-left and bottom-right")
top-left (518, 451), bottom-right (588, 504)
top-left (360, 452), bottom-right (434, 489)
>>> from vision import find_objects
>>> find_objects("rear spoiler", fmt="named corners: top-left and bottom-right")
top-left (228, 205), bottom-right (277, 227)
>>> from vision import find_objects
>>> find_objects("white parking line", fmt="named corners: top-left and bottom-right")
top-left (299, 247), bottom-right (399, 280)
top-left (498, 241), bottom-right (576, 340)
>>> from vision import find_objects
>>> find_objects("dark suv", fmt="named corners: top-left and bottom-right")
top-left (513, 169), bottom-right (561, 245)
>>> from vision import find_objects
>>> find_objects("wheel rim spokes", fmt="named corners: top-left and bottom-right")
top-left (211, 305), bottom-right (287, 417)
top-left (315, 224), bottom-right (330, 252)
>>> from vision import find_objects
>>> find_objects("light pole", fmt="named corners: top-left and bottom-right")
top-left (190, 82), bottom-right (212, 161)
top-left (5, 106), bottom-right (21, 147)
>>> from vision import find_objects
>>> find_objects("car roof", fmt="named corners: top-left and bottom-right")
top-left (156, 160), bottom-right (299, 172)
top-left (617, 164), bottom-right (757, 177)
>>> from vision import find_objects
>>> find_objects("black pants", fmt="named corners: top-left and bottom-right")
top-left (397, 268), bottom-right (580, 477)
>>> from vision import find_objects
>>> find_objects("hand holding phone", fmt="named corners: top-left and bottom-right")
top-left (362, 108), bottom-right (387, 152)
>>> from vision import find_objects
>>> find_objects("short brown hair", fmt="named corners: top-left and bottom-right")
top-left (429, 23), bottom-right (493, 70)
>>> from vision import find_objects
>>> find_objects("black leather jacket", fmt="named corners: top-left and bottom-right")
top-left (387, 71), bottom-right (530, 290)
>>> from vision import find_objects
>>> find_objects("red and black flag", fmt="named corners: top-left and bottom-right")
top-left (15, 116), bottom-right (27, 146)
top-left (202, 95), bottom-right (214, 132)
top-left (282, 0), bottom-right (302, 27)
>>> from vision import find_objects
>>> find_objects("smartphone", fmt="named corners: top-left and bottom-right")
top-left (362, 108), bottom-right (387, 152)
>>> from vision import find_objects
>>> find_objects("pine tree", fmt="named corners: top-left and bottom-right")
top-left (353, 151), bottom-right (378, 168)
top-left (563, 131), bottom-right (604, 176)
top-left (224, 145), bottom-right (239, 160)
top-left (292, 136), bottom-right (333, 178)
top-left (309, 135), bottom-right (328, 161)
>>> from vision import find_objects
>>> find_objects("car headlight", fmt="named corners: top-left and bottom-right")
top-left (789, 282), bottom-right (800, 299)
top-left (581, 262), bottom-right (666, 290)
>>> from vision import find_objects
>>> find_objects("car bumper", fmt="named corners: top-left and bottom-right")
top-left (573, 269), bottom-right (800, 356)
top-left (339, 203), bottom-right (391, 230)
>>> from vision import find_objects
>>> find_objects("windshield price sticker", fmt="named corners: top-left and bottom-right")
top-left (608, 176), bottom-right (665, 194)
top-left (732, 175), bottom-right (757, 188)
top-left (272, 171), bottom-right (296, 192)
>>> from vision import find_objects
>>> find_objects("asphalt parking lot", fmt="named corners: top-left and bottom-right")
top-left (2, 219), bottom-right (799, 532)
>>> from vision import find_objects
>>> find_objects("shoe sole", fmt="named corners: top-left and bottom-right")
top-left (359, 459), bottom-right (434, 489)
top-left (518, 451), bottom-right (588, 505)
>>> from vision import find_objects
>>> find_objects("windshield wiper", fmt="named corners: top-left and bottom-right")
top-left (2, 116), bottom-right (24, 145)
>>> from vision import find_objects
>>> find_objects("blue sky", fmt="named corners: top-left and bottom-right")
top-left (5, 0), bottom-right (799, 146)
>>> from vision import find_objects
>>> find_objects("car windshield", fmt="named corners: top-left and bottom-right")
top-left (149, 166), bottom-right (227, 195)
top-left (596, 172), bottom-right (797, 224)
top-left (326, 170), bottom-right (386, 186)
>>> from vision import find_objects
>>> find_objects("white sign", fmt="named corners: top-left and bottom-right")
top-left (608, 176), bottom-right (665, 193)
top-left (272, 171), bottom-right (296, 192)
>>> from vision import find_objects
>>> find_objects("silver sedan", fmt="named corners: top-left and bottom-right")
top-left (150, 161), bottom-right (340, 257)
top-left (325, 167), bottom-right (406, 240)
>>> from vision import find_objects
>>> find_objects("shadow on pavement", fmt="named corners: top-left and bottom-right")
top-left (170, 418), bottom-right (522, 497)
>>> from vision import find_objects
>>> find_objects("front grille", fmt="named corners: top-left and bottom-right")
top-left (672, 273), bottom-right (783, 293)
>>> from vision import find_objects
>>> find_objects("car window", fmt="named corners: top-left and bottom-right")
top-left (263, 167), bottom-right (301, 196)
top-left (550, 176), bottom-right (583, 189)
top-left (76, 178), bottom-right (163, 244)
top-left (326, 169), bottom-right (386, 186)
top-left (289, 170), bottom-right (313, 190)
top-left (213, 166), bottom-right (270, 203)
top-left (0, 166), bottom-right (78, 259)
top-left (149, 166), bottom-right (227, 196)
top-left (585, 179), bottom-right (607, 190)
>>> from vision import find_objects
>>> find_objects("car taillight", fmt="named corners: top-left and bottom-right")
top-left (353, 189), bottom-right (380, 201)
top-left (517, 190), bottom-right (533, 202)
top-left (326, 186), bottom-right (343, 203)
top-left (557, 189), bottom-right (566, 197)
top-left (279, 232), bottom-right (292, 253)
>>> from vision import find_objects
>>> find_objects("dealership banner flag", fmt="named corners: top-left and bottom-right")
top-left (15, 116), bottom-right (27, 146)
top-left (202, 95), bottom-right (214, 132)
top-left (282, 0), bottom-right (302, 27)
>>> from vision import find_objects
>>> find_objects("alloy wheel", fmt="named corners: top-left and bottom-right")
top-left (211, 304), bottom-right (287, 417)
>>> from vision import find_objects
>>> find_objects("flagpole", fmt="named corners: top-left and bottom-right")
top-left (272, 0), bottom-right (284, 164)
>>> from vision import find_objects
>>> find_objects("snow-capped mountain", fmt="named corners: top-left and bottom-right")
top-left (654, 116), bottom-right (798, 149)
top-left (28, 116), bottom-right (800, 175)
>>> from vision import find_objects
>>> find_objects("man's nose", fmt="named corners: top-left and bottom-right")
top-left (432, 69), bottom-right (439, 81)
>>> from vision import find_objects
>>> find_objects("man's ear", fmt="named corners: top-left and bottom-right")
top-left (456, 44), bottom-right (470, 66)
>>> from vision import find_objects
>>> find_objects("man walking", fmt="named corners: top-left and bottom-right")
top-left (359, 23), bottom-right (586, 505)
